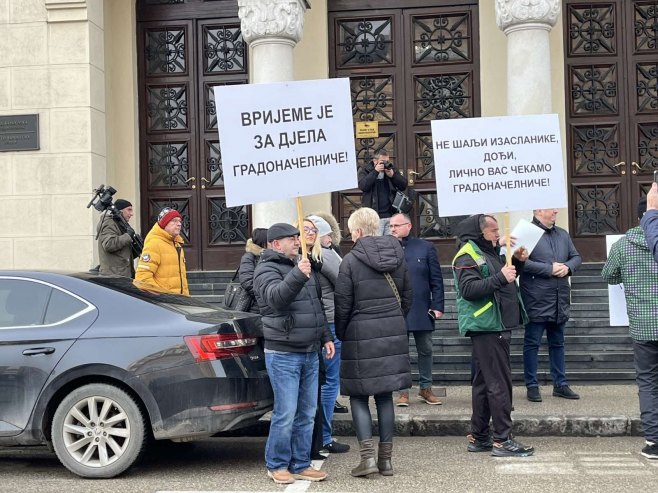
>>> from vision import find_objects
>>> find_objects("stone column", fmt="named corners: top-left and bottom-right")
top-left (495, 0), bottom-right (561, 225)
top-left (238, 0), bottom-right (307, 227)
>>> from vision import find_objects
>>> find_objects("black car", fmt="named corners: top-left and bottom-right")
top-left (0, 271), bottom-right (273, 478)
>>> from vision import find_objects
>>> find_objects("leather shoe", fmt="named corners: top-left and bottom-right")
top-left (553, 385), bottom-right (580, 400)
top-left (527, 387), bottom-right (542, 402)
top-left (396, 393), bottom-right (409, 407)
top-left (334, 401), bottom-right (349, 414)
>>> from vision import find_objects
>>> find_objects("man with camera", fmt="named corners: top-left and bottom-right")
top-left (357, 149), bottom-right (408, 236)
top-left (389, 213), bottom-right (445, 407)
top-left (97, 199), bottom-right (138, 278)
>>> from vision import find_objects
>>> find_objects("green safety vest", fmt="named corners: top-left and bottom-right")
top-left (451, 241), bottom-right (503, 336)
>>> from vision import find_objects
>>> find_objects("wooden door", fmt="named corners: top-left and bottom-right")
top-left (328, 0), bottom-right (480, 263)
top-left (137, 0), bottom-right (250, 270)
top-left (564, 0), bottom-right (658, 260)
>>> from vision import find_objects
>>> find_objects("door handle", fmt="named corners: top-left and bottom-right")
top-left (200, 177), bottom-right (210, 189)
top-left (23, 347), bottom-right (55, 356)
top-left (408, 170), bottom-right (419, 185)
top-left (614, 161), bottom-right (626, 175)
top-left (185, 176), bottom-right (196, 189)
top-left (631, 162), bottom-right (640, 175)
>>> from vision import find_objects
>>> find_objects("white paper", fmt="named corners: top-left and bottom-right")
top-left (606, 234), bottom-right (628, 327)
top-left (499, 219), bottom-right (545, 256)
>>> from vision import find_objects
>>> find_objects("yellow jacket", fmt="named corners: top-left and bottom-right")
top-left (135, 223), bottom-right (189, 295)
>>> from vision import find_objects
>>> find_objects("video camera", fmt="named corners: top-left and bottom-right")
top-left (88, 184), bottom-right (143, 257)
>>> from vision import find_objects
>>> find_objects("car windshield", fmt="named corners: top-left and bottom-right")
top-left (77, 274), bottom-right (219, 315)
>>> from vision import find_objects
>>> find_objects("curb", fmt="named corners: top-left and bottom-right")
top-left (221, 414), bottom-right (643, 438)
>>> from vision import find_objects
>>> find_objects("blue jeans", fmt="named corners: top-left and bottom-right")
top-left (523, 321), bottom-right (567, 388)
top-left (633, 340), bottom-right (658, 443)
top-left (321, 323), bottom-right (341, 445)
top-left (264, 350), bottom-right (319, 473)
top-left (401, 330), bottom-right (434, 392)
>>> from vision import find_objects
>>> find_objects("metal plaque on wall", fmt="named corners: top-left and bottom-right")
top-left (0, 114), bottom-right (39, 151)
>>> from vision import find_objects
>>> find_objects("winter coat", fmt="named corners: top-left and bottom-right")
top-left (640, 210), bottom-right (658, 263)
top-left (253, 249), bottom-right (333, 353)
top-left (135, 223), bottom-right (189, 295)
top-left (602, 227), bottom-right (658, 341)
top-left (357, 161), bottom-right (407, 218)
top-left (97, 211), bottom-right (134, 278)
top-left (519, 217), bottom-right (581, 324)
top-left (334, 235), bottom-right (413, 396)
top-left (238, 239), bottom-right (264, 314)
top-left (316, 246), bottom-right (341, 323)
top-left (452, 215), bottom-right (527, 336)
top-left (400, 236), bottom-right (444, 331)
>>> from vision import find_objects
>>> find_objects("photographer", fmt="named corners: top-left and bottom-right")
top-left (97, 199), bottom-right (138, 278)
top-left (357, 149), bottom-right (408, 235)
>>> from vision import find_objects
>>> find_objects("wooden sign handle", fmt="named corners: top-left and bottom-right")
top-left (296, 197), bottom-right (307, 258)
top-left (504, 212), bottom-right (511, 267)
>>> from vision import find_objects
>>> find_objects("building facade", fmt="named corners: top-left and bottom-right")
top-left (0, 0), bottom-right (656, 270)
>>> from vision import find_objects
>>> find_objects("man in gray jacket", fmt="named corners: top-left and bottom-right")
top-left (519, 209), bottom-right (582, 402)
top-left (253, 223), bottom-right (335, 485)
top-left (97, 199), bottom-right (137, 278)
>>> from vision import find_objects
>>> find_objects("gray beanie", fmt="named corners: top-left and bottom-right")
top-left (306, 215), bottom-right (332, 237)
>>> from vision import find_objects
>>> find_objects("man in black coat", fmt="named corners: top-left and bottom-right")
top-left (519, 209), bottom-right (582, 402)
top-left (357, 149), bottom-right (408, 235)
top-left (389, 213), bottom-right (445, 406)
top-left (253, 223), bottom-right (335, 485)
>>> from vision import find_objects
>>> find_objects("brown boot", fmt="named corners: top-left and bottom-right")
top-left (377, 442), bottom-right (393, 476)
top-left (418, 387), bottom-right (442, 405)
top-left (396, 393), bottom-right (409, 407)
top-left (351, 438), bottom-right (379, 477)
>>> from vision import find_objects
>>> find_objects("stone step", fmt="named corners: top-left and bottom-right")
top-left (425, 369), bottom-right (636, 384)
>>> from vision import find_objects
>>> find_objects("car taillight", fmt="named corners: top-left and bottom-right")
top-left (184, 334), bottom-right (257, 362)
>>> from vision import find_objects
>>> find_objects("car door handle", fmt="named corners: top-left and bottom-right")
top-left (22, 347), bottom-right (55, 356)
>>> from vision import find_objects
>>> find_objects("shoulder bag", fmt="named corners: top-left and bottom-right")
top-left (223, 268), bottom-right (253, 312)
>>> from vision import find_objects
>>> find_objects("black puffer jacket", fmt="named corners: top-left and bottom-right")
top-left (519, 217), bottom-right (582, 324)
top-left (253, 249), bottom-right (332, 352)
top-left (238, 239), bottom-right (264, 314)
top-left (335, 235), bottom-right (412, 396)
top-left (357, 161), bottom-right (408, 218)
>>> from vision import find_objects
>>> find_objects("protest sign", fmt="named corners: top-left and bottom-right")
top-left (431, 114), bottom-right (567, 217)
top-left (606, 234), bottom-right (629, 327)
top-left (214, 78), bottom-right (357, 207)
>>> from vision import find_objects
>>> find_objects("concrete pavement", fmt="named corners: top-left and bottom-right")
top-left (330, 384), bottom-right (642, 437)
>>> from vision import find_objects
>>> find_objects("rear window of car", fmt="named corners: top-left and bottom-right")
top-left (81, 274), bottom-right (219, 315)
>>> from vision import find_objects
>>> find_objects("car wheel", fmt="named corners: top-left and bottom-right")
top-left (51, 383), bottom-right (146, 479)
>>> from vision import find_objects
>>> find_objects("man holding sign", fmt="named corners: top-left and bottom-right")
top-left (253, 223), bottom-right (335, 484)
top-left (519, 208), bottom-right (582, 403)
top-left (452, 214), bottom-right (534, 457)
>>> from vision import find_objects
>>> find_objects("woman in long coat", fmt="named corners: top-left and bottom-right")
top-left (334, 207), bottom-right (412, 477)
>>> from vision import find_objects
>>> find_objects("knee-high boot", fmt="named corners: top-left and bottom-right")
top-left (351, 438), bottom-right (379, 477)
top-left (377, 442), bottom-right (393, 476)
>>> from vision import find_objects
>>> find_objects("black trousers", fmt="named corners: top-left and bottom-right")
top-left (470, 331), bottom-right (513, 442)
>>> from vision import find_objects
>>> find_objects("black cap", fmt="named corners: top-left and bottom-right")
top-left (114, 199), bottom-right (132, 211)
top-left (267, 223), bottom-right (299, 242)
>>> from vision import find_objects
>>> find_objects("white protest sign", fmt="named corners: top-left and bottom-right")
top-left (215, 78), bottom-right (357, 207)
top-left (431, 114), bottom-right (567, 217)
top-left (606, 234), bottom-right (629, 327)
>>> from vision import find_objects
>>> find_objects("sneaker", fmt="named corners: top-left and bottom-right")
top-left (292, 467), bottom-right (328, 481)
top-left (492, 438), bottom-right (535, 457)
top-left (396, 393), bottom-right (409, 407)
top-left (311, 451), bottom-right (327, 460)
top-left (467, 433), bottom-right (493, 452)
top-left (527, 387), bottom-right (542, 402)
top-left (267, 469), bottom-right (295, 484)
top-left (334, 401), bottom-right (349, 414)
top-left (322, 440), bottom-right (350, 453)
top-left (418, 387), bottom-right (443, 405)
top-left (553, 385), bottom-right (580, 400)
top-left (641, 441), bottom-right (658, 460)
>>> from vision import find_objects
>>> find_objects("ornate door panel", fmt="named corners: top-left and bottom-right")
top-left (328, 1), bottom-right (480, 263)
top-left (565, 0), bottom-right (658, 260)
top-left (137, 1), bottom-right (249, 270)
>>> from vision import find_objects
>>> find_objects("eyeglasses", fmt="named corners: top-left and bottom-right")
top-left (169, 218), bottom-right (182, 224)
top-left (303, 226), bottom-right (318, 234)
top-left (389, 223), bottom-right (410, 229)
